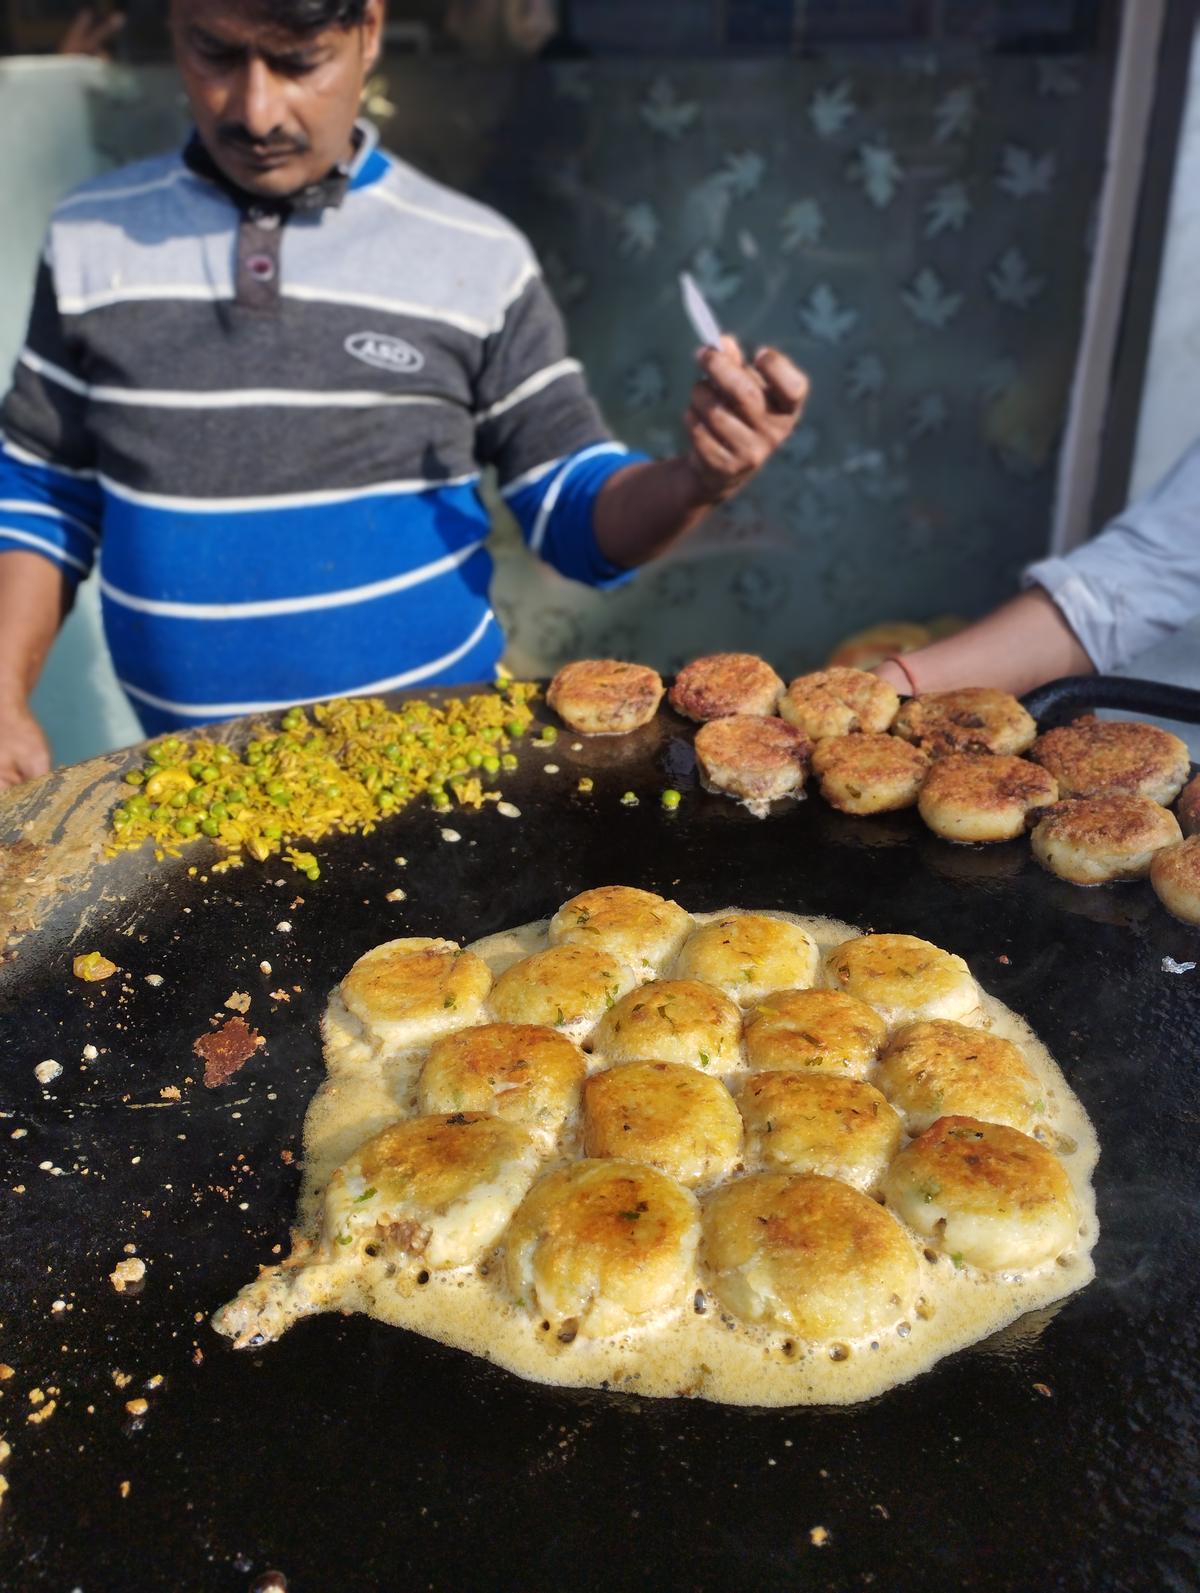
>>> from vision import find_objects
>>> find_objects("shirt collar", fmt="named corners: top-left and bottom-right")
top-left (183, 120), bottom-right (375, 217)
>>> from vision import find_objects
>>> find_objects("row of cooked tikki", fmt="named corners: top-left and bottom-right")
top-left (407, 1017), bottom-right (1052, 1188)
top-left (315, 1109), bottom-right (1079, 1347)
top-left (546, 657), bottom-right (1200, 920)
top-left (338, 889), bottom-right (986, 1059)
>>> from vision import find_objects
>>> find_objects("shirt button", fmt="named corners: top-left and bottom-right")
top-left (247, 253), bottom-right (276, 282)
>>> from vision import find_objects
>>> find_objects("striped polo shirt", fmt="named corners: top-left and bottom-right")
top-left (0, 123), bottom-right (643, 734)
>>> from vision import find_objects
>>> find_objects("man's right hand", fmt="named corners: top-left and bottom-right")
top-left (0, 701), bottom-right (52, 790)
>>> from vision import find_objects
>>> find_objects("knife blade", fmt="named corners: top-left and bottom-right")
top-left (679, 271), bottom-right (724, 352)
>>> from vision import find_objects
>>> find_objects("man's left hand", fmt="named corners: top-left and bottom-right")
top-left (684, 335), bottom-right (809, 505)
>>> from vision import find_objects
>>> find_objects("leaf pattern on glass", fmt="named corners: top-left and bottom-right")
top-left (799, 283), bottom-right (859, 345)
top-left (988, 247), bottom-right (1046, 309)
top-left (995, 145), bottom-right (1056, 199)
top-left (900, 267), bottom-right (963, 329)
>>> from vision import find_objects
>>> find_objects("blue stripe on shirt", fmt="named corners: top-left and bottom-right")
top-left (0, 440), bottom-right (102, 576)
top-left (506, 445), bottom-right (645, 589)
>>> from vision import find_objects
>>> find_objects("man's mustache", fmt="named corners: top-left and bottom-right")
top-left (217, 124), bottom-right (311, 156)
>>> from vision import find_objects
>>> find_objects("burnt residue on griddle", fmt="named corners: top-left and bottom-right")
top-left (194, 1015), bottom-right (264, 1088)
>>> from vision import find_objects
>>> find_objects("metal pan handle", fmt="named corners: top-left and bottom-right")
top-left (1021, 673), bottom-right (1200, 728)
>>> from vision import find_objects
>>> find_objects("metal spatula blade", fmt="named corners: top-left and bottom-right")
top-left (679, 271), bottom-right (724, 351)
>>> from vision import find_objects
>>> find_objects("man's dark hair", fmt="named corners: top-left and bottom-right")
top-left (243, 0), bottom-right (370, 31)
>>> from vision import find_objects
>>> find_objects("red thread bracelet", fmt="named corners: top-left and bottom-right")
top-left (883, 654), bottom-right (920, 696)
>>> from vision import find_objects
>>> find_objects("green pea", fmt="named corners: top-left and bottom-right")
top-left (123, 769), bottom-right (145, 786)
top-left (247, 748), bottom-right (264, 766)
top-left (304, 864), bottom-right (320, 882)
top-left (266, 779), bottom-right (288, 799)
top-left (201, 816), bottom-right (220, 837)
top-left (187, 786), bottom-right (207, 806)
top-left (112, 806), bottom-right (131, 828)
top-left (482, 755), bottom-right (500, 774)
top-left (505, 720), bottom-right (524, 739)
top-left (170, 790), bottom-right (188, 808)
top-left (325, 783), bottom-right (342, 798)
top-left (175, 816), bottom-right (197, 836)
top-left (201, 765), bottom-right (220, 784)
top-left (127, 795), bottom-right (151, 817)
top-left (378, 791), bottom-right (396, 810)
top-left (501, 754), bottom-right (518, 770)
top-left (661, 789), bottom-right (682, 811)
top-left (263, 821), bottom-right (283, 840)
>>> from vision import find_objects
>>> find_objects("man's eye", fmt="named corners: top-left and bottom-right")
top-left (273, 55), bottom-right (320, 76)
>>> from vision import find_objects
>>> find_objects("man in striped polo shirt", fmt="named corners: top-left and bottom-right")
top-left (0, 0), bottom-right (809, 786)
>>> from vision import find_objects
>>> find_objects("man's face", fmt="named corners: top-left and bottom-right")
top-left (170, 0), bottom-right (383, 198)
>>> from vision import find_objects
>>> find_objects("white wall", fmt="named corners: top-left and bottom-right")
top-left (1130, 22), bottom-right (1200, 500)
top-left (0, 57), bottom-right (144, 765)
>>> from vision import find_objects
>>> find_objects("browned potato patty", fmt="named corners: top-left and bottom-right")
top-left (546, 659), bottom-right (664, 736)
top-left (875, 1019), bottom-right (1046, 1135)
top-left (742, 988), bottom-right (887, 1077)
top-left (892, 688), bottom-right (1037, 757)
top-left (883, 1116), bottom-right (1078, 1271)
top-left (701, 1173), bottom-right (919, 1338)
top-left (1149, 835), bottom-right (1200, 924)
top-left (417, 1023), bottom-right (587, 1147)
top-left (1031, 794), bottom-right (1183, 885)
top-left (811, 733), bottom-right (929, 815)
top-left (583, 1061), bottom-right (743, 1187)
top-left (1029, 715), bottom-right (1190, 805)
top-left (827, 621), bottom-right (930, 671)
top-left (694, 715), bottom-right (812, 804)
top-left (1177, 772), bottom-right (1200, 837)
top-left (779, 666), bottom-right (899, 740)
top-left (738, 1072), bottom-right (902, 1190)
top-left (918, 753), bottom-right (1059, 844)
top-left (505, 1159), bottom-right (700, 1337)
top-left (594, 978), bottom-right (743, 1075)
top-left (669, 653), bottom-right (784, 721)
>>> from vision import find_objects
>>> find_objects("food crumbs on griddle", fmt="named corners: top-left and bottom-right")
top-left (194, 1016), bottom-right (264, 1087)
top-left (26, 1399), bottom-right (56, 1425)
top-left (385, 888), bottom-right (407, 903)
top-left (224, 991), bottom-right (252, 1014)
top-left (1033, 1381), bottom-right (1053, 1398)
top-left (125, 1397), bottom-right (149, 1417)
top-left (112, 1370), bottom-right (132, 1388)
top-left (159, 1086), bottom-right (182, 1101)
top-left (269, 989), bottom-right (291, 1002)
top-left (998, 954), bottom-right (1011, 965)
top-left (119, 1480), bottom-right (131, 1499)
top-left (809, 1526), bottom-right (830, 1548)
top-left (109, 1257), bottom-right (146, 1293)
top-left (73, 951), bottom-right (118, 981)
top-left (275, 921), bottom-right (292, 934)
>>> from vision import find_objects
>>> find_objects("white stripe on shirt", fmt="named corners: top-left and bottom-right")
top-left (283, 285), bottom-right (495, 339)
top-left (0, 525), bottom-right (90, 574)
top-left (529, 444), bottom-right (630, 555)
top-left (0, 499), bottom-right (100, 544)
top-left (477, 359), bottom-right (582, 424)
top-left (1, 434), bottom-right (98, 481)
top-left (99, 469), bottom-right (480, 515)
top-left (100, 537), bottom-right (487, 620)
top-left (20, 351), bottom-right (458, 413)
top-left (367, 184), bottom-right (516, 241)
top-left (118, 608), bottom-right (499, 718)
top-left (54, 167), bottom-right (198, 212)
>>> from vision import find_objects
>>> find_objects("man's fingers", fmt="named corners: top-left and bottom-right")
top-left (698, 346), bottom-right (768, 428)
top-left (753, 348), bottom-right (810, 414)
top-left (685, 407), bottom-right (741, 475)
top-left (690, 382), bottom-right (765, 461)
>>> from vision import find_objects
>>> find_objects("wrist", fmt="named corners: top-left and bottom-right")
top-left (875, 655), bottom-right (920, 695)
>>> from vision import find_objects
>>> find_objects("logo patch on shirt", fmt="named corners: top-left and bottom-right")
top-left (345, 331), bottom-right (426, 375)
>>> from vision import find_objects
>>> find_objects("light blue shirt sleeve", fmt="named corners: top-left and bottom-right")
top-left (1024, 437), bottom-right (1200, 673)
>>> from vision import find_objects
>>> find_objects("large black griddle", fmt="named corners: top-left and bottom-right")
top-left (2, 678), bottom-right (1199, 1593)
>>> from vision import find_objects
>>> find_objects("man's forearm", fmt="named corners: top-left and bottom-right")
top-left (875, 589), bottom-right (1094, 698)
top-left (0, 550), bottom-right (72, 703)
top-left (592, 458), bottom-right (716, 569)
